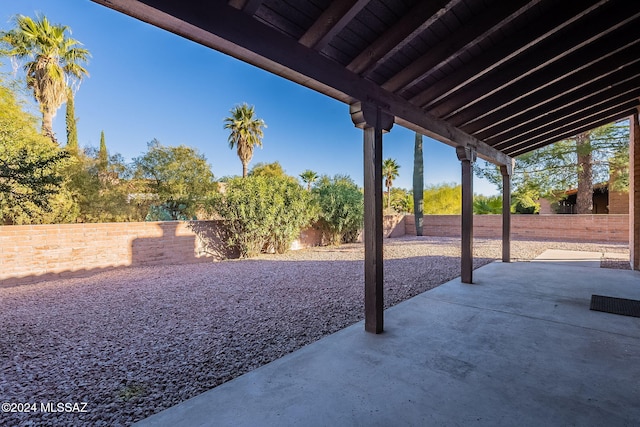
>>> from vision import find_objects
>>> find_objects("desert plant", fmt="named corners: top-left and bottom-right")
top-left (209, 175), bottom-right (316, 257)
top-left (223, 103), bottom-right (266, 177)
top-left (312, 175), bottom-right (363, 245)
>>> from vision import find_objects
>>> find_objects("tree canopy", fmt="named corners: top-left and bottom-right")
top-left (133, 139), bottom-right (216, 219)
top-left (0, 80), bottom-right (73, 224)
top-left (223, 103), bottom-right (266, 178)
top-left (475, 121), bottom-right (629, 213)
top-left (1, 14), bottom-right (90, 143)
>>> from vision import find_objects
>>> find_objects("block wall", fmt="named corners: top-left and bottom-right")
top-left (0, 221), bottom-right (233, 286)
top-left (404, 214), bottom-right (629, 243)
top-left (1, 217), bottom-right (407, 286)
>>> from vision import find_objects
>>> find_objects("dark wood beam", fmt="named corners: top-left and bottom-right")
top-left (456, 146), bottom-right (475, 284)
top-left (347, 0), bottom-right (460, 76)
top-left (487, 91), bottom-right (640, 148)
top-left (467, 59), bottom-right (640, 138)
top-left (506, 109), bottom-right (636, 156)
top-left (473, 69), bottom-right (640, 141)
top-left (447, 38), bottom-right (640, 129)
top-left (631, 110), bottom-right (640, 270)
top-left (436, 15), bottom-right (640, 124)
top-left (498, 100), bottom-right (640, 153)
top-left (90, 0), bottom-right (513, 168)
top-left (409, 0), bottom-right (609, 109)
top-left (298, 0), bottom-right (369, 51)
top-left (351, 102), bottom-right (393, 334)
top-left (228, 0), bottom-right (262, 15)
top-left (500, 164), bottom-right (512, 263)
top-left (381, 0), bottom-right (536, 94)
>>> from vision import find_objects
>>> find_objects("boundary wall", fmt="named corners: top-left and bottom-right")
top-left (0, 217), bottom-right (403, 285)
top-left (1, 215), bottom-right (627, 286)
top-left (404, 214), bottom-right (629, 243)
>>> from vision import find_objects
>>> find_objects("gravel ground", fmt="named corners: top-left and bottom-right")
top-left (0, 236), bottom-right (628, 426)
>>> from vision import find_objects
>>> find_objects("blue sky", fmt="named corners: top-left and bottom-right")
top-left (1, 0), bottom-right (498, 195)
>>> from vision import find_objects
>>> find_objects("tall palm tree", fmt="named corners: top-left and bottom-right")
top-left (299, 169), bottom-right (318, 190)
top-left (223, 103), bottom-right (266, 177)
top-left (1, 15), bottom-right (90, 143)
top-left (382, 158), bottom-right (400, 209)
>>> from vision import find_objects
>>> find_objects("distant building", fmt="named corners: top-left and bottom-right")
top-left (539, 183), bottom-right (628, 214)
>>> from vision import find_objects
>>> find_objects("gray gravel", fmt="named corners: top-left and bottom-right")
top-left (0, 236), bottom-right (628, 426)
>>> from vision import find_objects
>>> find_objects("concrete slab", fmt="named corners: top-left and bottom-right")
top-left (532, 249), bottom-right (629, 269)
top-left (135, 262), bottom-right (640, 427)
top-left (532, 249), bottom-right (604, 268)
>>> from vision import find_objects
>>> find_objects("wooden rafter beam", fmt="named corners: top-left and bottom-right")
top-left (433, 10), bottom-right (640, 123)
top-left (346, 0), bottom-right (461, 75)
top-left (381, 0), bottom-right (538, 94)
top-left (493, 98), bottom-right (640, 150)
top-left (480, 77), bottom-right (640, 144)
top-left (298, 0), bottom-right (369, 51)
top-left (409, 0), bottom-right (612, 109)
top-left (90, 0), bottom-right (513, 167)
top-left (474, 69), bottom-right (640, 140)
top-left (464, 51), bottom-right (640, 134)
top-left (505, 107), bottom-right (638, 156)
top-left (228, 0), bottom-right (262, 15)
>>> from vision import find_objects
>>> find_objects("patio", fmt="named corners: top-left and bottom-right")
top-left (136, 257), bottom-right (640, 426)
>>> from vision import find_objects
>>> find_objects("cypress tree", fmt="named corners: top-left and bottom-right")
top-left (98, 130), bottom-right (108, 172)
top-left (413, 132), bottom-right (424, 236)
top-left (65, 87), bottom-right (79, 156)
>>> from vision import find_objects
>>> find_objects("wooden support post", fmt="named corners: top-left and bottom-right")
top-left (456, 146), bottom-right (476, 284)
top-left (500, 163), bottom-right (513, 263)
top-left (630, 111), bottom-right (640, 270)
top-left (350, 102), bottom-right (394, 333)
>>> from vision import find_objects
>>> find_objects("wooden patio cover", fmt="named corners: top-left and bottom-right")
top-left (92, 0), bottom-right (640, 333)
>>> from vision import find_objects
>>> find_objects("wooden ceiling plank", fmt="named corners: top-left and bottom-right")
top-left (490, 96), bottom-right (640, 149)
top-left (298, 0), bottom-right (369, 50)
top-left (228, 0), bottom-right (262, 15)
top-left (465, 60), bottom-right (640, 138)
top-left (90, 0), bottom-right (513, 166)
top-left (409, 0), bottom-right (612, 109)
top-left (346, 0), bottom-right (462, 75)
top-left (451, 39), bottom-right (640, 135)
top-left (381, 0), bottom-right (537, 93)
top-left (441, 25), bottom-right (640, 129)
top-left (504, 105), bottom-right (638, 156)
top-left (433, 8), bottom-right (640, 122)
top-left (476, 73), bottom-right (640, 141)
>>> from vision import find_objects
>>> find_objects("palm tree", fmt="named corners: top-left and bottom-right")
top-left (223, 103), bottom-right (266, 177)
top-left (299, 169), bottom-right (318, 190)
top-left (382, 158), bottom-right (400, 209)
top-left (1, 15), bottom-right (90, 143)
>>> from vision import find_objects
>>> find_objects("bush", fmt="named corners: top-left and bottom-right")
top-left (209, 175), bottom-right (316, 257)
top-left (312, 175), bottom-right (363, 245)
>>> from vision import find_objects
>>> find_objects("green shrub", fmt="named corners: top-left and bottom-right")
top-left (209, 175), bottom-right (316, 257)
top-left (312, 175), bottom-right (363, 245)
top-left (473, 195), bottom-right (502, 214)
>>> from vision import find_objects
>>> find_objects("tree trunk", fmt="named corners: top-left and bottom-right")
top-left (42, 108), bottom-right (57, 144)
top-left (242, 161), bottom-right (248, 178)
top-left (575, 132), bottom-right (593, 214)
top-left (387, 186), bottom-right (391, 209)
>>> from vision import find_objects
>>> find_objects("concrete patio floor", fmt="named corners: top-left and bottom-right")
top-left (136, 257), bottom-right (640, 427)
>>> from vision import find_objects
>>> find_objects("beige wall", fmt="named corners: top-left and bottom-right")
top-left (1, 218), bottom-right (408, 286)
top-left (2, 214), bottom-right (625, 286)
top-left (405, 214), bottom-right (629, 242)
top-left (0, 221), bottom-right (235, 286)
top-left (609, 191), bottom-right (630, 214)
